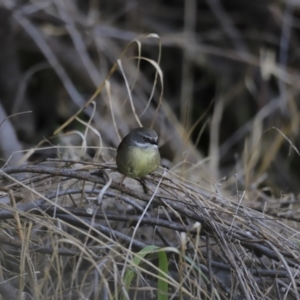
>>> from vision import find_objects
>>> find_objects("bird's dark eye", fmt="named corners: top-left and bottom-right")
top-left (142, 137), bottom-right (146, 141)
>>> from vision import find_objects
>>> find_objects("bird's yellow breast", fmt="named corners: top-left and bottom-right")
top-left (116, 145), bottom-right (160, 178)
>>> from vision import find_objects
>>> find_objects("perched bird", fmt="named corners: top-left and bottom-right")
top-left (116, 127), bottom-right (160, 178)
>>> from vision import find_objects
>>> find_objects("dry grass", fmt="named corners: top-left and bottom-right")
top-left (0, 158), bottom-right (300, 299)
top-left (0, 0), bottom-right (300, 299)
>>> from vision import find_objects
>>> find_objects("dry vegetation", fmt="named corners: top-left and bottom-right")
top-left (0, 0), bottom-right (300, 299)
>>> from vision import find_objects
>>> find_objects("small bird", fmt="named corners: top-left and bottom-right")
top-left (116, 127), bottom-right (161, 178)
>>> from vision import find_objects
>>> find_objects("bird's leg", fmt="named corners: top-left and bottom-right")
top-left (119, 175), bottom-right (126, 186)
top-left (138, 178), bottom-right (149, 194)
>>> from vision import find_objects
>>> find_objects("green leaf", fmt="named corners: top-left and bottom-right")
top-left (122, 245), bottom-right (159, 299)
top-left (157, 250), bottom-right (168, 300)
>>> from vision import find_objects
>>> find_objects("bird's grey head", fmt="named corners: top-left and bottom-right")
top-left (129, 128), bottom-right (158, 148)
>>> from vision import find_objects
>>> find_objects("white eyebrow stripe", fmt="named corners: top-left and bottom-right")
top-left (133, 141), bottom-right (158, 148)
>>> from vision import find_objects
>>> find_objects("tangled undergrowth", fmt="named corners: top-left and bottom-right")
top-left (0, 160), bottom-right (299, 299)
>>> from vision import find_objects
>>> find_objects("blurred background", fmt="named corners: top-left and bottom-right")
top-left (0, 0), bottom-right (300, 196)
